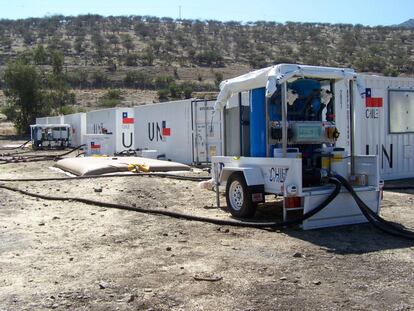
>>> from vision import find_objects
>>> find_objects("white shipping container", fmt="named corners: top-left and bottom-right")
top-left (84, 134), bottom-right (116, 155)
top-left (354, 75), bottom-right (414, 180)
top-left (134, 99), bottom-right (222, 164)
top-left (63, 113), bottom-right (86, 147)
top-left (86, 107), bottom-right (134, 154)
top-left (35, 117), bottom-right (48, 125)
top-left (47, 115), bottom-right (64, 124)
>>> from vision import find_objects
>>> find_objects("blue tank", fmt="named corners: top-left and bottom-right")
top-left (250, 87), bottom-right (266, 157)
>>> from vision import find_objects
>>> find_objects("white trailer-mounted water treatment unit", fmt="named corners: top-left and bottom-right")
top-left (354, 75), bottom-right (414, 180)
top-left (30, 124), bottom-right (71, 150)
top-left (35, 113), bottom-right (86, 148)
top-left (134, 99), bottom-right (223, 165)
top-left (85, 107), bottom-right (135, 155)
top-left (212, 64), bottom-right (382, 230)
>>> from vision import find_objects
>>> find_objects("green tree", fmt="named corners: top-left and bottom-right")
top-left (51, 50), bottom-right (64, 76)
top-left (33, 45), bottom-right (48, 65)
top-left (3, 62), bottom-right (47, 133)
top-left (121, 34), bottom-right (134, 54)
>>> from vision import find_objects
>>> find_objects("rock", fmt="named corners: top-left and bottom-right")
top-left (143, 288), bottom-right (152, 292)
top-left (293, 252), bottom-right (304, 258)
top-left (98, 281), bottom-right (109, 289)
top-left (193, 274), bottom-right (223, 282)
top-left (313, 280), bottom-right (321, 285)
top-left (124, 293), bottom-right (135, 303)
top-left (38, 222), bottom-right (45, 226)
top-left (94, 187), bottom-right (103, 193)
top-left (52, 216), bottom-right (60, 220)
top-left (166, 246), bottom-right (172, 251)
top-left (280, 276), bottom-right (287, 281)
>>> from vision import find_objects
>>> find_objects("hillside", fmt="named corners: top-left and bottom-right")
top-left (0, 16), bottom-right (413, 84)
top-left (399, 19), bottom-right (414, 28)
top-left (0, 15), bottom-right (413, 120)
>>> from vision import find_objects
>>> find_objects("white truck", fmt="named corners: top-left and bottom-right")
top-left (212, 64), bottom-right (382, 230)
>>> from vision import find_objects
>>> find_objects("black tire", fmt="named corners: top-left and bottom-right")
top-left (225, 172), bottom-right (257, 218)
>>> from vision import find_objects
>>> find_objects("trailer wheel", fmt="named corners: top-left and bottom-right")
top-left (226, 172), bottom-right (257, 218)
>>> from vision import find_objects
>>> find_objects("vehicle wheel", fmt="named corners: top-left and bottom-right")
top-left (225, 172), bottom-right (257, 218)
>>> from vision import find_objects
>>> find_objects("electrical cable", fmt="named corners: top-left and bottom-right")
top-left (0, 178), bottom-right (341, 229)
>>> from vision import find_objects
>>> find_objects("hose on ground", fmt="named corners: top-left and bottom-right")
top-left (0, 178), bottom-right (341, 229)
top-left (0, 139), bottom-right (31, 150)
top-left (334, 174), bottom-right (414, 240)
top-left (0, 144), bottom-right (85, 164)
top-left (0, 172), bottom-right (210, 182)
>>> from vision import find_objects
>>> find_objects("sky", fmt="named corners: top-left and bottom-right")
top-left (0, 0), bottom-right (412, 26)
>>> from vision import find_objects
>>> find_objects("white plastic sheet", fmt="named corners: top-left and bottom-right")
top-left (214, 64), bottom-right (357, 111)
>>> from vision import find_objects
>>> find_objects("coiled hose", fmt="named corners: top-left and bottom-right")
top-left (0, 177), bottom-right (342, 229)
top-left (334, 174), bottom-right (414, 240)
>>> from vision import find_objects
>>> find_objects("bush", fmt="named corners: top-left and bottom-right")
top-left (124, 71), bottom-right (153, 88)
top-left (58, 105), bottom-right (76, 115)
top-left (157, 88), bottom-right (169, 101)
top-left (124, 53), bottom-right (139, 66)
top-left (1, 103), bottom-right (18, 121)
top-left (99, 89), bottom-right (123, 107)
top-left (91, 70), bottom-right (108, 88)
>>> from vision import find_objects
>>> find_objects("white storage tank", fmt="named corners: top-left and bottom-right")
top-left (85, 107), bottom-right (134, 154)
top-left (354, 74), bottom-right (414, 180)
top-left (134, 99), bottom-right (222, 165)
top-left (63, 113), bottom-right (86, 147)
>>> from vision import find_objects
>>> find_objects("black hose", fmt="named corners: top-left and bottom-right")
top-left (0, 172), bottom-right (210, 182)
top-left (0, 178), bottom-right (341, 229)
top-left (0, 144), bottom-right (85, 165)
top-left (334, 174), bottom-right (414, 240)
top-left (0, 139), bottom-right (31, 150)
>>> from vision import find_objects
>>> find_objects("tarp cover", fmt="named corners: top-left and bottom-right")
top-left (215, 64), bottom-right (358, 111)
top-left (54, 156), bottom-right (191, 176)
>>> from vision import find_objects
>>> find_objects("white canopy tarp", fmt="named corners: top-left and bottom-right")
top-left (215, 64), bottom-right (359, 111)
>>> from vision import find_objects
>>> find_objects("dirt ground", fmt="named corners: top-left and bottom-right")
top-left (1, 139), bottom-right (414, 310)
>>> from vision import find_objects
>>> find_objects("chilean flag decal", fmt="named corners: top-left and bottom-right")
top-left (122, 112), bottom-right (134, 124)
top-left (365, 88), bottom-right (383, 108)
top-left (162, 121), bottom-right (171, 136)
top-left (91, 141), bottom-right (101, 149)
